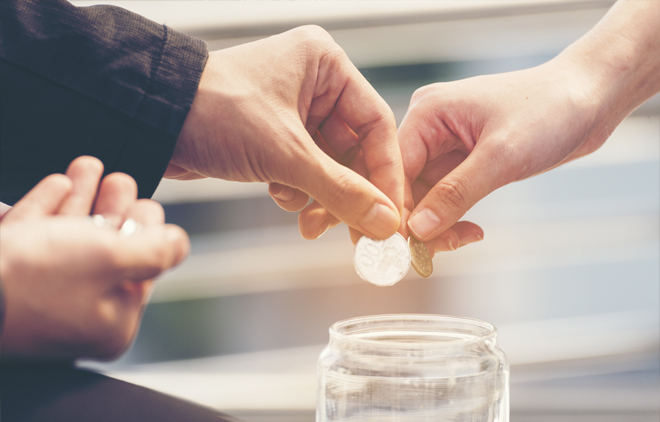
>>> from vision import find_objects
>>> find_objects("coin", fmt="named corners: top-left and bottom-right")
top-left (354, 232), bottom-right (411, 286)
top-left (408, 236), bottom-right (433, 278)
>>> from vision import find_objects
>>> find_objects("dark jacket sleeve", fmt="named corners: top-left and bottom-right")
top-left (0, 280), bottom-right (4, 344)
top-left (0, 0), bottom-right (208, 205)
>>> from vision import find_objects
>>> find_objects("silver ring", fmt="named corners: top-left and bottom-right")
top-left (88, 214), bottom-right (116, 230)
top-left (88, 215), bottom-right (143, 237)
top-left (119, 218), bottom-right (143, 237)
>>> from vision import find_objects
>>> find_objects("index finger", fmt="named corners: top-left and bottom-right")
top-left (335, 72), bottom-right (404, 214)
top-left (312, 55), bottom-right (404, 215)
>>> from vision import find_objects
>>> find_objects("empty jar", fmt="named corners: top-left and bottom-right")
top-left (317, 314), bottom-right (509, 422)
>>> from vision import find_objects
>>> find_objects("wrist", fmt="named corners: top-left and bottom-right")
top-left (557, 0), bottom-right (660, 138)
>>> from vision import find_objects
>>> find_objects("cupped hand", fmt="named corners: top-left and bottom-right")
top-left (169, 25), bottom-right (404, 241)
top-left (0, 156), bottom-right (189, 360)
top-left (399, 57), bottom-right (608, 254)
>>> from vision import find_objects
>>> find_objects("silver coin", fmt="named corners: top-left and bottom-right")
top-left (354, 232), bottom-right (411, 286)
top-left (409, 236), bottom-right (433, 278)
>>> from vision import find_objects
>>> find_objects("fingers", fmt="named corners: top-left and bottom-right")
top-left (120, 199), bottom-right (170, 305)
top-left (289, 145), bottom-right (400, 239)
top-left (2, 174), bottom-right (72, 223)
top-left (115, 224), bottom-right (190, 281)
top-left (451, 221), bottom-right (484, 248)
top-left (102, 192), bottom-right (188, 281)
top-left (331, 66), bottom-right (404, 216)
top-left (269, 183), bottom-right (310, 212)
top-left (317, 110), bottom-right (365, 171)
top-left (398, 89), bottom-right (498, 244)
top-left (297, 200), bottom-right (341, 239)
top-left (296, 48), bottom-right (403, 239)
top-left (59, 156), bottom-right (104, 216)
top-left (425, 221), bottom-right (484, 255)
top-left (93, 172), bottom-right (138, 226)
top-left (349, 226), bottom-right (363, 245)
top-left (124, 199), bottom-right (165, 226)
top-left (407, 149), bottom-right (500, 241)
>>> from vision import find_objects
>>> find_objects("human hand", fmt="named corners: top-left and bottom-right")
top-left (399, 0), bottom-right (660, 256)
top-left (168, 26), bottom-right (403, 242)
top-left (398, 59), bottom-right (609, 254)
top-left (0, 157), bottom-right (189, 360)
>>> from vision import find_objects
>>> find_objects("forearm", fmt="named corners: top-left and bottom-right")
top-left (559, 0), bottom-right (660, 136)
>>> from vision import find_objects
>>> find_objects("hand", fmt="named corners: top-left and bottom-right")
top-left (168, 26), bottom-right (403, 242)
top-left (399, 0), bottom-right (660, 255)
top-left (398, 59), bottom-right (606, 254)
top-left (0, 157), bottom-right (189, 360)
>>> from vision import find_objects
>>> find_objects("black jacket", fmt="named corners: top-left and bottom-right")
top-left (0, 0), bottom-right (208, 204)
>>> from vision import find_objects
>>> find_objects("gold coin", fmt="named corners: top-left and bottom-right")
top-left (408, 236), bottom-right (433, 278)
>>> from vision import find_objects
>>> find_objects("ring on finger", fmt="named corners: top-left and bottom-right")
top-left (119, 218), bottom-right (143, 237)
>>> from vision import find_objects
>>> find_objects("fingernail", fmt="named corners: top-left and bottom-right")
top-left (318, 220), bottom-right (332, 238)
top-left (442, 237), bottom-right (456, 251)
top-left (408, 208), bottom-right (440, 240)
top-left (272, 185), bottom-right (295, 202)
top-left (460, 233), bottom-right (483, 247)
top-left (359, 203), bottom-right (399, 239)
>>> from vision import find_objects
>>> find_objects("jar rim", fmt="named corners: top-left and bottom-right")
top-left (329, 314), bottom-right (497, 350)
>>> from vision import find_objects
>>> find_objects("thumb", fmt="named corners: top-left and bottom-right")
top-left (115, 224), bottom-right (190, 281)
top-left (289, 149), bottom-right (400, 240)
top-left (407, 148), bottom-right (502, 241)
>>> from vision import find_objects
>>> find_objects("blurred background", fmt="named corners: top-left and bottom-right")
top-left (76, 1), bottom-right (659, 421)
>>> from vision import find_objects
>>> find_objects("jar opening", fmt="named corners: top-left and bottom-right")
top-left (330, 314), bottom-right (496, 349)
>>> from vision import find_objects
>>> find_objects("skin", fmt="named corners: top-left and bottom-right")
top-left (398, 0), bottom-right (660, 255)
top-left (168, 25), bottom-right (411, 243)
top-left (0, 157), bottom-right (190, 360)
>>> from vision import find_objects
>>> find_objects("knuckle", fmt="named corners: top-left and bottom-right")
top-left (432, 179), bottom-right (469, 210)
top-left (326, 172), bottom-right (357, 213)
top-left (293, 25), bottom-right (342, 59)
top-left (328, 173), bottom-right (350, 202)
top-left (353, 112), bottom-right (390, 142)
top-left (410, 84), bottom-right (436, 105)
top-left (44, 173), bottom-right (73, 191)
top-left (294, 24), bottom-right (333, 44)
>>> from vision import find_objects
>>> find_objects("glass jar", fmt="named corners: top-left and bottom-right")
top-left (316, 314), bottom-right (509, 422)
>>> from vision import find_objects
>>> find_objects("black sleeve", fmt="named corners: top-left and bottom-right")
top-left (0, 280), bottom-right (5, 347)
top-left (0, 0), bottom-right (208, 205)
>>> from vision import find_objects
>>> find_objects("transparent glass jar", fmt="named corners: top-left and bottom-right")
top-left (316, 314), bottom-right (509, 422)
